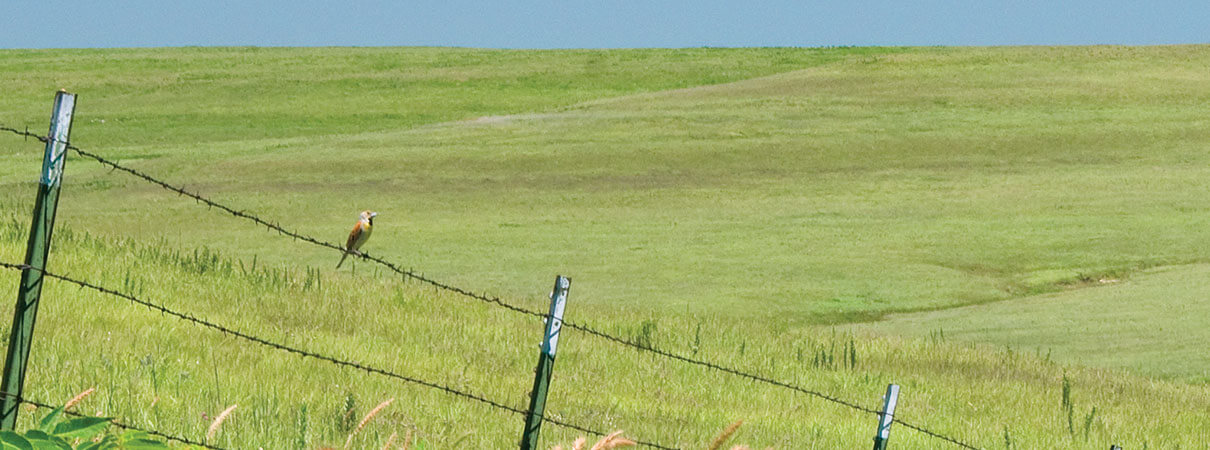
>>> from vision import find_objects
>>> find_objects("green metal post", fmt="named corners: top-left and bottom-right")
top-left (872, 384), bottom-right (900, 450)
top-left (520, 275), bottom-right (570, 450)
top-left (1, 91), bottom-right (76, 430)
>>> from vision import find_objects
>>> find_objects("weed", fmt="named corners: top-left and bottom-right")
top-left (1082, 407), bottom-right (1097, 441)
top-left (338, 392), bottom-right (358, 435)
top-left (1062, 375), bottom-right (1074, 435)
top-left (629, 319), bottom-right (658, 349)
top-left (691, 320), bottom-right (703, 356)
top-left (295, 404), bottom-right (309, 449)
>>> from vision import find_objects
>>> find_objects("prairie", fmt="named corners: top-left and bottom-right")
top-left (1, 45), bottom-right (1208, 447)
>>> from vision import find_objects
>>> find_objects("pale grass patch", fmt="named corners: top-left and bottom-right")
top-left (344, 397), bottom-right (394, 449)
top-left (707, 420), bottom-right (743, 450)
top-left (64, 387), bottom-right (95, 411)
top-left (398, 429), bottom-right (414, 450)
top-left (551, 422), bottom-right (770, 450)
top-left (590, 430), bottom-right (636, 450)
top-left (550, 431), bottom-right (635, 450)
top-left (206, 404), bottom-right (237, 442)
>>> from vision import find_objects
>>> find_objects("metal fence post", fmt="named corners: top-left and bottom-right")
top-left (872, 384), bottom-right (900, 450)
top-left (1, 90), bottom-right (76, 430)
top-left (520, 276), bottom-right (570, 450)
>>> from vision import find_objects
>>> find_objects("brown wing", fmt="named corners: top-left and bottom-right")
top-left (346, 222), bottom-right (363, 250)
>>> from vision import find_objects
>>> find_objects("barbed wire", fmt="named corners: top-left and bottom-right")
top-left (0, 261), bottom-right (678, 450)
top-left (0, 391), bottom-right (221, 449)
top-left (0, 125), bottom-right (980, 449)
top-left (0, 125), bottom-right (550, 322)
top-left (564, 320), bottom-right (980, 448)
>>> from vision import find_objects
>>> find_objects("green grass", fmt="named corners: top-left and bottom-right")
top-left (850, 264), bottom-right (1210, 382)
top-left (0, 47), bottom-right (882, 147)
top-left (1, 45), bottom-right (1210, 447)
top-left (6, 46), bottom-right (1210, 323)
top-left (0, 221), bottom-right (1207, 448)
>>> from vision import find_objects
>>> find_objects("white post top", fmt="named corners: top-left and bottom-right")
top-left (878, 384), bottom-right (900, 438)
top-left (41, 92), bottom-right (76, 188)
top-left (542, 276), bottom-right (570, 357)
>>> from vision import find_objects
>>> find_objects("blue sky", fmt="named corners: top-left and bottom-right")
top-left (2, 1), bottom-right (1208, 48)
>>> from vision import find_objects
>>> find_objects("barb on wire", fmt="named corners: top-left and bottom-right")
top-left (0, 262), bottom-right (678, 450)
top-left (0, 125), bottom-right (978, 449)
top-left (0, 126), bottom-right (50, 143)
top-left (0, 391), bottom-right (221, 449)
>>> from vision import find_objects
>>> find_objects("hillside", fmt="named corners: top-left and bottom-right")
top-left (852, 263), bottom-right (1210, 382)
top-left (1, 46), bottom-right (1209, 447)
top-left (6, 47), bottom-right (1210, 323)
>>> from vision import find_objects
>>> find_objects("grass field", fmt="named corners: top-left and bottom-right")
top-left (1, 45), bottom-right (1209, 447)
top-left (1, 222), bottom-right (1207, 448)
top-left (852, 264), bottom-right (1210, 382)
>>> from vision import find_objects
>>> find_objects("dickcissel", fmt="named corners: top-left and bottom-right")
top-left (336, 210), bottom-right (377, 268)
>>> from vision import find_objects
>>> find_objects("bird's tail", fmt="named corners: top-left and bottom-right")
top-left (336, 251), bottom-right (349, 269)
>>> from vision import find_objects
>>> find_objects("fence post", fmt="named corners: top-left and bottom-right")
top-left (0, 90), bottom-right (76, 430)
top-left (872, 384), bottom-right (900, 450)
top-left (520, 275), bottom-right (570, 450)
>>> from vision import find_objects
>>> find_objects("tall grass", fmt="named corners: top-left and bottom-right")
top-left (0, 219), bottom-right (1205, 447)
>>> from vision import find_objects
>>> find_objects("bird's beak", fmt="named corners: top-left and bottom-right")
top-left (370, 212), bottom-right (378, 218)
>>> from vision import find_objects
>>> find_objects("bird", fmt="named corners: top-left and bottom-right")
top-left (336, 210), bottom-right (377, 269)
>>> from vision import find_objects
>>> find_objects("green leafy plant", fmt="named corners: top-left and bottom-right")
top-left (0, 406), bottom-right (171, 450)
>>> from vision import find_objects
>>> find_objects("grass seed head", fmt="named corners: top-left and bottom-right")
top-left (708, 420), bottom-right (744, 450)
top-left (206, 404), bottom-right (238, 442)
top-left (64, 387), bottom-right (96, 411)
top-left (589, 430), bottom-right (636, 450)
top-left (345, 397), bottom-right (394, 449)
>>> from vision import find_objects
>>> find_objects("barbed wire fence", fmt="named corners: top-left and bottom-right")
top-left (0, 124), bottom-right (981, 449)
top-left (0, 262), bottom-right (675, 450)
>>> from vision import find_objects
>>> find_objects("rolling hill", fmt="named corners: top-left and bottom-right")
top-left (1, 45), bottom-right (1208, 448)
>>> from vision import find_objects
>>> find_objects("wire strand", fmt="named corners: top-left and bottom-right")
top-left (0, 261), bottom-right (677, 450)
top-left (0, 125), bottom-right (979, 449)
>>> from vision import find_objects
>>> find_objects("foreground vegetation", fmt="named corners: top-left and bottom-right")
top-left (0, 221), bottom-right (1207, 448)
top-left (1, 45), bottom-right (1209, 447)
